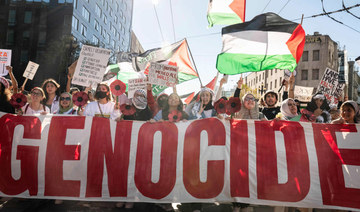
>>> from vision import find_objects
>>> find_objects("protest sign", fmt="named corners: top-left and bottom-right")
top-left (22, 61), bottom-right (39, 80)
top-left (1, 113), bottom-right (360, 211)
top-left (317, 68), bottom-right (345, 104)
top-left (72, 45), bottom-right (111, 87)
top-left (127, 77), bottom-right (148, 98)
top-left (148, 62), bottom-right (178, 87)
top-left (294, 85), bottom-right (314, 102)
top-left (0, 49), bottom-right (12, 76)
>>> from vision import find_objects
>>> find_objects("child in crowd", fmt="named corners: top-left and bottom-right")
top-left (41, 78), bottom-right (61, 113)
top-left (331, 100), bottom-right (359, 124)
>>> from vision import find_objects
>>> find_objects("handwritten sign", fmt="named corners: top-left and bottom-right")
top-left (22, 61), bottom-right (39, 80)
top-left (294, 85), bottom-right (314, 102)
top-left (148, 62), bottom-right (178, 87)
top-left (317, 68), bottom-right (345, 104)
top-left (72, 45), bottom-right (111, 87)
top-left (128, 78), bottom-right (148, 98)
top-left (0, 49), bottom-right (12, 76)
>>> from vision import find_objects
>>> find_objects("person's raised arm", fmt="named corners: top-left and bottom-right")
top-left (234, 77), bottom-right (243, 98)
top-left (6, 66), bottom-right (18, 94)
top-left (215, 76), bottom-right (227, 101)
top-left (288, 73), bottom-right (295, 99)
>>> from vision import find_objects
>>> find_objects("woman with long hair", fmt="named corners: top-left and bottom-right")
top-left (41, 78), bottom-right (61, 113)
top-left (189, 87), bottom-right (216, 119)
top-left (332, 100), bottom-right (359, 124)
top-left (152, 93), bottom-right (188, 121)
top-left (21, 87), bottom-right (50, 115)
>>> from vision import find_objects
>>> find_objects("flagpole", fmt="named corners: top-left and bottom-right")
top-left (185, 39), bottom-right (203, 87)
top-left (300, 14), bottom-right (304, 25)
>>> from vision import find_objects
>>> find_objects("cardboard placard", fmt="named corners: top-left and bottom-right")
top-left (148, 62), bottom-right (178, 87)
top-left (72, 45), bottom-right (111, 87)
top-left (317, 68), bottom-right (345, 104)
top-left (0, 49), bottom-right (12, 76)
top-left (127, 78), bottom-right (148, 98)
top-left (294, 85), bottom-right (314, 102)
top-left (22, 61), bottom-right (39, 80)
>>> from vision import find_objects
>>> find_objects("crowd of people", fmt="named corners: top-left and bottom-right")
top-left (1, 65), bottom-right (360, 212)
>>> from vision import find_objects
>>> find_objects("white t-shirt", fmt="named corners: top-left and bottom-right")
top-left (45, 96), bottom-right (59, 114)
top-left (21, 103), bottom-right (50, 115)
top-left (83, 101), bottom-right (121, 120)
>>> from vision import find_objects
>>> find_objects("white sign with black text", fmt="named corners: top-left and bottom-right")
top-left (127, 78), bottom-right (148, 98)
top-left (148, 62), bottom-right (178, 87)
top-left (0, 49), bottom-right (12, 76)
top-left (22, 61), bottom-right (39, 80)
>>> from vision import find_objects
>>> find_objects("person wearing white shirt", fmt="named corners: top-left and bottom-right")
top-left (21, 87), bottom-right (50, 115)
top-left (82, 83), bottom-right (120, 120)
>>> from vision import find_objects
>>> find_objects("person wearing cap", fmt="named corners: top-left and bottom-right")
top-left (0, 76), bottom-right (15, 113)
top-left (189, 87), bottom-right (216, 119)
top-left (332, 100), bottom-right (359, 124)
top-left (300, 93), bottom-right (331, 123)
top-left (122, 89), bottom-right (152, 121)
top-left (82, 83), bottom-right (120, 120)
top-left (21, 87), bottom-right (50, 115)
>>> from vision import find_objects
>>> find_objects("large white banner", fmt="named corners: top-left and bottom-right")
top-left (0, 113), bottom-right (360, 211)
top-left (72, 45), bottom-right (111, 87)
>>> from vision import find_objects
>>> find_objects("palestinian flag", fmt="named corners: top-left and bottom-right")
top-left (216, 12), bottom-right (305, 75)
top-left (103, 62), bottom-right (144, 91)
top-left (207, 0), bottom-right (246, 27)
top-left (134, 39), bottom-right (199, 95)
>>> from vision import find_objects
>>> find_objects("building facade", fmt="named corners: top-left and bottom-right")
top-left (0, 0), bottom-right (133, 89)
top-left (348, 61), bottom-right (360, 104)
top-left (295, 32), bottom-right (339, 89)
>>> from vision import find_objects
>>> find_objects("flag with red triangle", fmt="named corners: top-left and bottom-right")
top-left (207, 0), bottom-right (246, 27)
top-left (184, 92), bottom-right (195, 105)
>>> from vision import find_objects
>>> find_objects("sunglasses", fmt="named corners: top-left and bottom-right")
top-left (31, 91), bottom-right (42, 96)
top-left (60, 97), bottom-right (71, 101)
top-left (245, 97), bottom-right (255, 101)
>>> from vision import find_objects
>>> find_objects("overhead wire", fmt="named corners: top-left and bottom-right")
top-left (278, 0), bottom-right (292, 14)
top-left (261, 0), bottom-right (273, 13)
top-left (169, 0), bottom-right (176, 42)
top-left (320, 0), bottom-right (360, 34)
top-left (153, 4), bottom-right (165, 42)
top-left (342, 0), bottom-right (360, 20)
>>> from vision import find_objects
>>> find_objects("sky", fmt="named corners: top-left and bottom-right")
top-left (132, 0), bottom-right (360, 95)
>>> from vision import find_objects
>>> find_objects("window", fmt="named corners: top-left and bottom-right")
top-left (73, 0), bottom-right (77, 9)
top-left (95, 4), bottom-right (102, 17)
top-left (110, 8), bottom-right (113, 17)
top-left (94, 19), bottom-right (99, 31)
top-left (24, 11), bottom-right (32, 24)
top-left (21, 50), bottom-right (29, 63)
top-left (82, 7), bottom-right (90, 22)
top-left (38, 31), bottom-right (46, 46)
top-left (301, 70), bottom-right (308, 80)
top-left (274, 79), bottom-right (277, 89)
top-left (256, 76), bottom-right (258, 83)
top-left (114, 15), bottom-right (118, 24)
top-left (262, 72), bottom-right (265, 80)
top-left (112, 27), bottom-right (116, 36)
top-left (302, 51), bottom-right (308, 61)
top-left (8, 10), bottom-right (16, 26)
top-left (106, 33), bottom-right (110, 44)
top-left (102, 0), bottom-right (105, 6)
top-left (101, 27), bottom-right (105, 38)
top-left (271, 69), bottom-right (273, 76)
top-left (64, 15), bottom-right (71, 26)
top-left (279, 77), bottom-right (282, 86)
top-left (312, 69), bottom-right (319, 80)
top-left (313, 50), bottom-right (320, 61)
top-left (270, 81), bottom-right (272, 90)
top-left (275, 69), bottom-right (277, 74)
top-left (116, 2), bottom-right (119, 11)
top-left (80, 24), bottom-right (87, 36)
top-left (6, 29), bottom-right (15, 45)
top-left (23, 31), bottom-right (30, 40)
top-left (111, 39), bottom-right (115, 48)
top-left (92, 35), bottom-right (99, 45)
top-left (72, 16), bottom-right (79, 30)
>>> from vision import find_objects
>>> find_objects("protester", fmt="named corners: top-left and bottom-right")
top-left (235, 93), bottom-right (266, 120)
top-left (69, 87), bottom-right (80, 95)
top-left (277, 98), bottom-right (301, 121)
top-left (300, 93), bottom-right (331, 123)
top-left (41, 78), bottom-right (61, 113)
top-left (331, 100), bottom-right (359, 124)
top-left (56, 92), bottom-right (77, 115)
top-left (20, 87), bottom-right (50, 115)
top-left (329, 104), bottom-right (340, 121)
top-left (121, 89), bottom-right (152, 121)
top-left (152, 93), bottom-right (188, 121)
top-left (0, 76), bottom-right (14, 113)
top-left (147, 83), bottom-right (169, 117)
top-left (6, 66), bottom-right (18, 94)
top-left (82, 83), bottom-right (120, 120)
top-left (188, 87), bottom-right (216, 119)
top-left (294, 99), bottom-right (301, 113)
